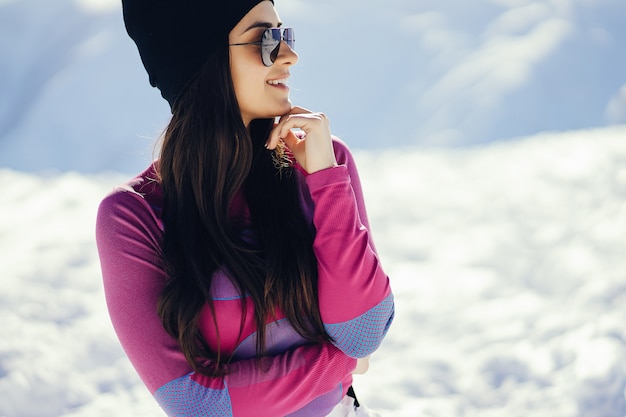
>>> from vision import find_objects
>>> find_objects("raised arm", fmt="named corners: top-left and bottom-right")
top-left (96, 187), bottom-right (356, 417)
top-left (268, 108), bottom-right (395, 359)
top-left (306, 139), bottom-right (394, 358)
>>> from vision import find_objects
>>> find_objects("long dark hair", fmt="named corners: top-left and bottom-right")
top-left (156, 41), bottom-right (331, 376)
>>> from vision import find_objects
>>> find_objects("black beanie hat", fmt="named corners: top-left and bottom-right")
top-left (122, 0), bottom-right (272, 109)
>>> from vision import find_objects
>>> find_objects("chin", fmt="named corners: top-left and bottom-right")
top-left (274, 100), bottom-right (292, 116)
top-left (247, 99), bottom-right (292, 120)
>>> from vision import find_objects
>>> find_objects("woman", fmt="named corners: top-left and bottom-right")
top-left (96, 0), bottom-right (394, 416)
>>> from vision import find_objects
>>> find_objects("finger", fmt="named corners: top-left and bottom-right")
top-left (266, 108), bottom-right (303, 149)
top-left (273, 107), bottom-right (312, 138)
top-left (266, 123), bottom-right (280, 150)
top-left (273, 107), bottom-right (311, 129)
top-left (268, 117), bottom-right (300, 150)
top-left (276, 114), bottom-right (318, 141)
top-left (285, 106), bottom-right (313, 116)
top-left (267, 115), bottom-right (300, 149)
top-left (280, 128), bottom-right (301, 152)
top-left (267, 107), bottom-right (320, 149)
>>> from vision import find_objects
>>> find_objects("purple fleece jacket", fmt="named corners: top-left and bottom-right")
top-left (96, 138), bottom-right (394, 416)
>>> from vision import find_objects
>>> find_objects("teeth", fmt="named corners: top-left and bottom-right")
top-left (268, 79), bottom-right (288, 85)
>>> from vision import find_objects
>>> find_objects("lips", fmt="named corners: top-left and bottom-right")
top-left (267, 76), bottom-right (290, 86)
top-left (267, 72), bottom-right (290, 87)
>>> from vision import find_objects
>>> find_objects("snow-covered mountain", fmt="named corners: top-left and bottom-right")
top-left (1, 0), bottom-right (625, 173)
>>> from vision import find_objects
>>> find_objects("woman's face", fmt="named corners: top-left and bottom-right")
top-left (229, 1), bottom-right (298, 127)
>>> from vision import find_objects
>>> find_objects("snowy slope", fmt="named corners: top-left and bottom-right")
top-left (1, 125), bottom-right (625, 417)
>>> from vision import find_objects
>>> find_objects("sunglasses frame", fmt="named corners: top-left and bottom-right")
top-left (230, 27), bottom-right (295, 67)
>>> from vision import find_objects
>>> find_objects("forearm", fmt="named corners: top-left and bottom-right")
top-left (155, 343), bottom-right (356, 417)
top-left (305, 142), bottom-right (394, 357)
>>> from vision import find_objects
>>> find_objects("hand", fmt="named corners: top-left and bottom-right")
top-left (266, 106), bottom-right (338, 174)
top-left (352, 356), bottom-right (370, 375)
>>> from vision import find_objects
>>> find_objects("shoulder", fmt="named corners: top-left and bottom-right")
top-left (97, 162), bottom-right (164, 234)
top-left (101, 161), bottom-right (162, 206)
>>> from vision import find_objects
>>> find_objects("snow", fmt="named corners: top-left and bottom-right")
top-left (1, 0), bottom-right (626, 414)
top-left (2, 125), bottom-right (626, 416)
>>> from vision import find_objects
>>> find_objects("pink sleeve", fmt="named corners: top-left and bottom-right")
top-left (96, 188), bottom-right (356, 416)
top-left (305, 139), bottom-right (394, 358)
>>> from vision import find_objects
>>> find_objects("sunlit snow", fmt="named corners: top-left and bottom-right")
top-left (1, 126), bottom-right (625, 417)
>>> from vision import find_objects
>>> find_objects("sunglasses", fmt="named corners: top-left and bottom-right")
top-left (230, 27), bottom-right (295, 67)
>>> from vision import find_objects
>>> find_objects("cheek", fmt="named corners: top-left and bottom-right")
top-left (231, 56), bottom-right (266, 101)
top-left (235, 76), bottom-right (262, 115)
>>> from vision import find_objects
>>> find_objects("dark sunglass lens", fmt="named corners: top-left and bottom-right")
top-left (261, 28), bottom-right (295, 66)
top-left (283, 28), bottom-right (295, 49)
top-left (267, 28), bottom-right (282, 65)
top-left (259, 29), bottom-right (276, 66)
top-left (269, 43), bottom-right (280, 63)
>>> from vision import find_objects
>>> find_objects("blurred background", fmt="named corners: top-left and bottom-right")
top-left (1, 0), bottom-right (625, 173)
top-left (1, 1), bottom-right (626, 416)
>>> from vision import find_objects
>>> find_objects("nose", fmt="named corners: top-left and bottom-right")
top-left (277, 40), bottom-right (298, 66)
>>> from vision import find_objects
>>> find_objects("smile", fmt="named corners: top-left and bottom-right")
top-left (267, 78), bottom-right (289, 86)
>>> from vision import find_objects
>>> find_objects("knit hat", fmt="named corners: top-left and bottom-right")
top-left (122, 0), bottom-right (272, 108)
